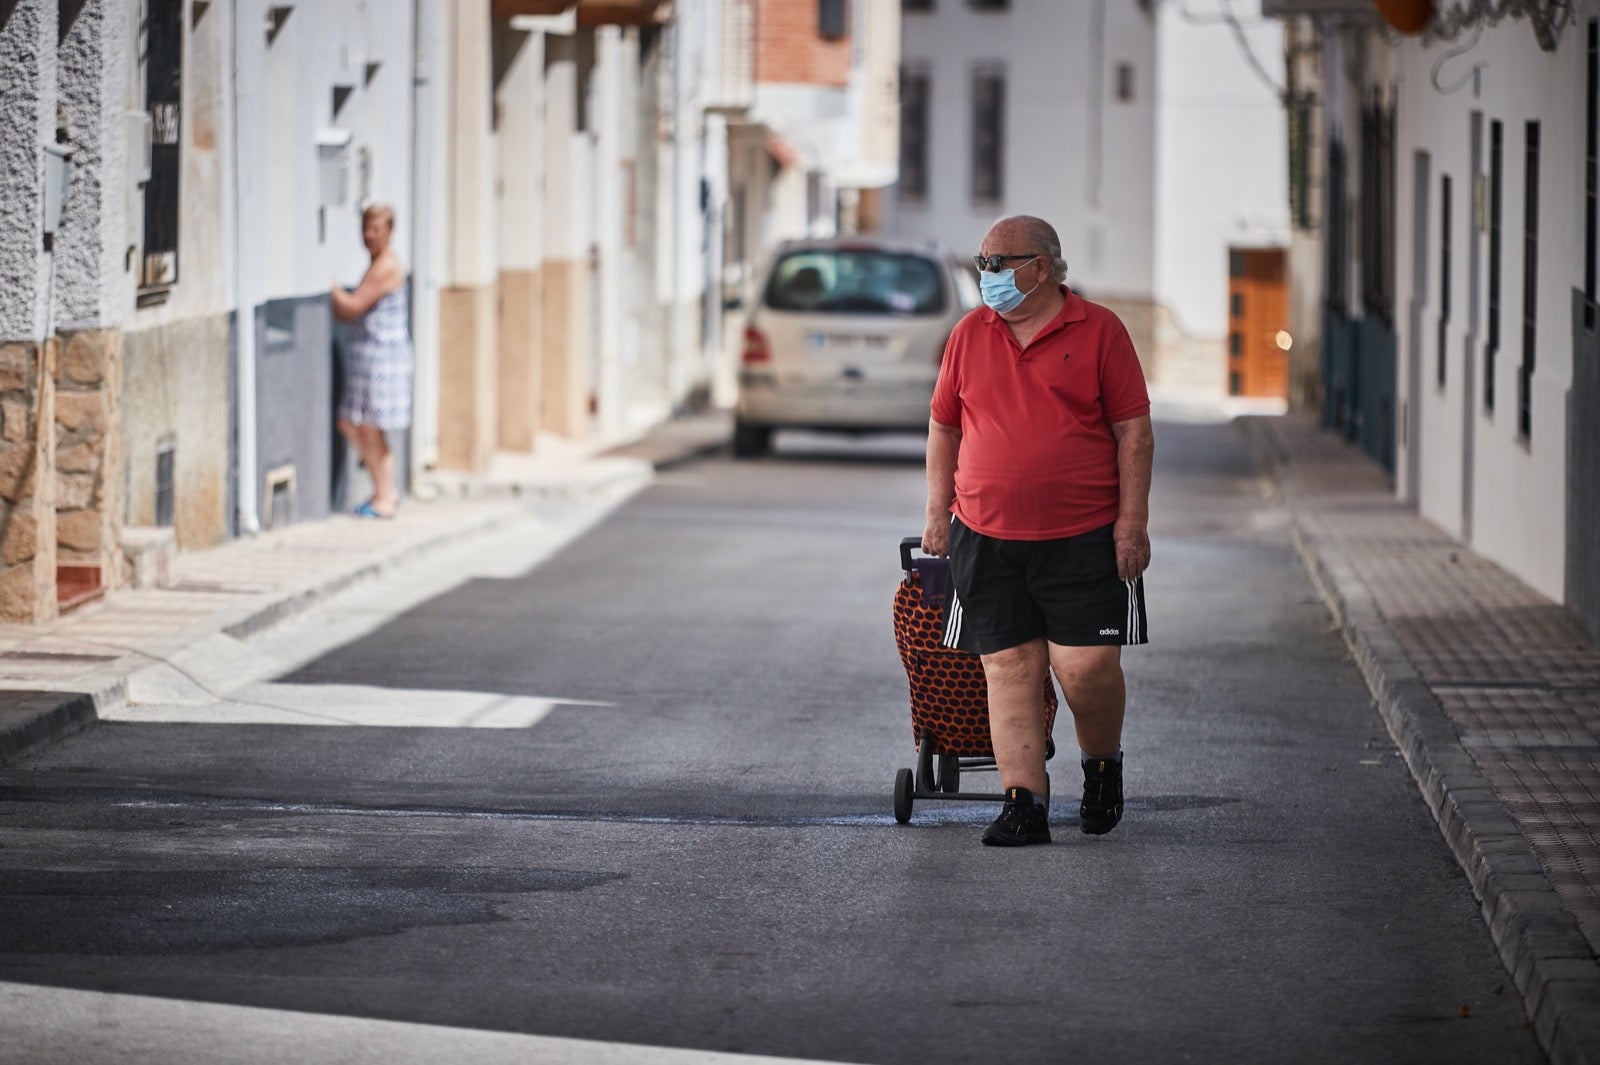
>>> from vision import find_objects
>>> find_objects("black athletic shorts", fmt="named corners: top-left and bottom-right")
top-left (943, 516), bottom-right (1149, 655)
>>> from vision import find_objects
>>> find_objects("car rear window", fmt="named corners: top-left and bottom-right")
top-left (763, 250), bottom-right (948, 315)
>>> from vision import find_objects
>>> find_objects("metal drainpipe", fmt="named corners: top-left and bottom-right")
top-left (232, 0), bottom-right (260, 535)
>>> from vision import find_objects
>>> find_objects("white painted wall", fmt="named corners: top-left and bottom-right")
top-left (497, 27), bottom-right (548, 275)
top-left (542, 32), bottom-right (589, 264)
top-left (224, 1), bottom-right (414, 303)
top-left (594, 27), bottom-right (629, 442)
top-left (890, 0), bottom-right (1156, 296)
top-left (657, 8), bottom-right (715, 400)
top-left (1391, 16), bottom-right (1586, 602)
top-left (1154, 0), bottom-right (1288, 337)
top-left (845, 0), bottom-right (900, 191)
top-left (409, 0), bottom-right (446, 470)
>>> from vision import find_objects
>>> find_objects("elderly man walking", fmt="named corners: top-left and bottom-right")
top-left (922, 214), bottom-right (1154, 847)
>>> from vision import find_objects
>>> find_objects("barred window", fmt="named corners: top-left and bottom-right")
top-left (140, 0), bottom-right (183, 292)
top-left (971, 65), bottom-right (1004, 204)
top-left (1519, 121), bottom-right (1540, 441)
top-left (1326, 138), bottom-right (1347, 312)
top-left (1585, 19), bottom-right (1597, 329)
top-left (1288, 93), bottom-right (1315, 230)
top-left (898, 67), bottom-right (930, 200)
top-left (819, 0), bottom-right (847, 40)
top-left (1115, 62), bottom-right (1135, 103)
top-left (1486, 121), bottom-right (1503, 412)
top-left (1359, 98), bottom-right (1395, 324)
top-left (1438, 174), bottom-right (1452, 389)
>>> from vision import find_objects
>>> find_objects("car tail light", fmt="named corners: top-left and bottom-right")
top-left (741, 325), bottom-right (771, 364)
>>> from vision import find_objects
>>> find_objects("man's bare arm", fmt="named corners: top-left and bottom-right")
top-left (1110, 414), bottom-right (1154, 581)
top-left (923, 418), bottom-right (962, 556)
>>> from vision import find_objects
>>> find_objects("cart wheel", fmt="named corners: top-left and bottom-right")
top-left (938, 754), bottom-right (961, 794)
top-left (915, 738), bottom-right (936, 793)
top-left (893, 768), bottom-right (914, 824)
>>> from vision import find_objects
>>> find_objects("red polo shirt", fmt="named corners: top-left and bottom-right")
top-left (930, 286), bottom-right (1150, 540)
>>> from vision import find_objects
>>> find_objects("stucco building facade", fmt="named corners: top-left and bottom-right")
top-left (887, 0), bottom-right (1289, 397)
top-left (0, 0), bottom-right (894, 623)
top-left (1266, 0), bottom-right (1599, 637)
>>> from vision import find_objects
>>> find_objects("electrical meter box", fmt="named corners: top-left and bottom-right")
top-left (316, 128), bottom-right (352, 207)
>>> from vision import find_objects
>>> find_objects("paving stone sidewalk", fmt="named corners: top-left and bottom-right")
top-left (0, 408), bottom-right (733, 767)
top-left (1245, 412), bottom-right (1600, 1065)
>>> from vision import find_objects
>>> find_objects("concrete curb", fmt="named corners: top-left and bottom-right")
top-left (0, 691), bottom-right (97, 767)
top-left (1240, 417), bottom-right (1600, 1065)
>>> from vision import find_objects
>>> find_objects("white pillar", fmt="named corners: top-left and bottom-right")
top-left (0, 0), bottom-right (58, 343)
top-left (232, 0), bottom-right (261, 533)
top-left (55, 0), bottom-right (128, 333)
top-left (410, 0), bottom-right (444, 472)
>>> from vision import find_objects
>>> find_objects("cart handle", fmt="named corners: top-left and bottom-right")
top-left (899, 536), bottom-right (924, 572)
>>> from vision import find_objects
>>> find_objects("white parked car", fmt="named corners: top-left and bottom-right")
top-left (732, 237), bottom-right (981, 457)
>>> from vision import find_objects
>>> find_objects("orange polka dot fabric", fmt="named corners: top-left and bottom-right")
top-left (892, 570), bottom-right (1059, 756)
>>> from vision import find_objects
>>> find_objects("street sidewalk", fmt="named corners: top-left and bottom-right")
top-left (0, 407), bottom-right (732, 766)
top-left (1244, 412), bottom-right (1600, 1065)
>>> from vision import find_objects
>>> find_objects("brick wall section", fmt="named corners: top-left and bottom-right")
top-left (55, 329), bottom-right (122, 593)
top-left (0, 340), bottom-right (58, 623)
top-left (755, 0), bottom-right (849, 87)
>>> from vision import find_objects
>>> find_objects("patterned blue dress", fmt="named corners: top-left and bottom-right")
top-left (339, 284), bottom-right (413, 431)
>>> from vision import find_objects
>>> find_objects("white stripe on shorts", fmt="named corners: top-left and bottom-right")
top-left (942, 590), bottom-right (963, 649)
top-left (1125, 579), bottom-right (1140, 645)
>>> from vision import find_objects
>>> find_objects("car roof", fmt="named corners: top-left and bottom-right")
top-left (772, 236), bottom-right (954, 259)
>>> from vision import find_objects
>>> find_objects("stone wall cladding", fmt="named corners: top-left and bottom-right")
top-left (1150, 301), bottom-right (1227, 396)
top-left (0, 340), bottom-right (58, 623)
top-left (54, 329), bottom-right (122, 593)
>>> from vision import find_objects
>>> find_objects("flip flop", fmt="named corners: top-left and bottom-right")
top-left (353, 500), bottom-right (394, 519)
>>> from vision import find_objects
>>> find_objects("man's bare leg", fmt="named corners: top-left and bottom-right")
top-left (982, 638), bottom-right (1052, 796)
top-left (1050, 643), bottom-right (1127, 834)
top-left (1048, 643), bottom-right (1125, 756)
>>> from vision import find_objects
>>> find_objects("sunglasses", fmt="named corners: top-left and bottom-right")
top-left (973, 253), bottom-right (1040, 272)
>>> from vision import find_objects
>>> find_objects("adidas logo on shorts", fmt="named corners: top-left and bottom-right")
top-left (1100, 627), bottom-right (1119, 636)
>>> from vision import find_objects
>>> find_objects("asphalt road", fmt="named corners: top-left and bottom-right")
top-left (0, 420), bottom-right (1547, 1065)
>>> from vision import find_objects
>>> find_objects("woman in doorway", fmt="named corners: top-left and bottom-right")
top-left (331, 203), bottom-right (413, 518)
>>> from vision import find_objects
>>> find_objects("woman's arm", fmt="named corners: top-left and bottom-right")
top-left (331, 258), bottom-right (402, 322)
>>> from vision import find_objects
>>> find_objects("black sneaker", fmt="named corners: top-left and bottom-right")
top-left (981, 786), bottom-right (1051, 846)
top-left (1080, 757), bottom-right (1124, 835)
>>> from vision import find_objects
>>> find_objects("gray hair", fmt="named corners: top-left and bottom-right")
top-left (992, 214), bottom-right (1069, 282)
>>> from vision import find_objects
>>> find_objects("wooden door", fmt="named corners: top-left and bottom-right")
top-left (1226, 247), bottom-right (1289, 399)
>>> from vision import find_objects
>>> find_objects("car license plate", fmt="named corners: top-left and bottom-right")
top-left (808, 332), bottom-right (892, 358)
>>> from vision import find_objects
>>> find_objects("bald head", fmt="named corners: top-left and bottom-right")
top-left (985, 214), bottom-right (1068, 282)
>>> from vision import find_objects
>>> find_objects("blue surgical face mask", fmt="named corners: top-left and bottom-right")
top-left (979, 267), bottom-right (1041, 313)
